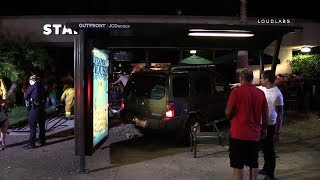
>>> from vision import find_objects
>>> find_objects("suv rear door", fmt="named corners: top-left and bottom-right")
top-left (170, 73), bottom-right (191, 117)
top-left (190, 71), bottom-right (226, 120)
top-left (190, 72), bottom-right (213, 117)
top-left (123, 74), bottom-right (168, 119)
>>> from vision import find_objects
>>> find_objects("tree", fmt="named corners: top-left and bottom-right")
top-left (236, 0), bottom-right (249, 81)
top-left (288, 54), bottom-right (320, 83)
top-left (0, 36), bottom-right (53, 103)
top-left (239, 0), bottom-right (247, 24)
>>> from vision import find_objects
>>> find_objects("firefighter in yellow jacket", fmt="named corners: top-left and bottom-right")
top-left (0, 79), bottom-right (7, 100)
top-left (60, 85), bottom-right (75, 118)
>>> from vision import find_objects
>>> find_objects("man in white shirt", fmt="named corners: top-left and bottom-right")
top-left (111, 71), bottom-right (129, 86)
top-left (258, 70), bottom-right (284, 180)
top-left (230, 70), bottom-right (284, 180)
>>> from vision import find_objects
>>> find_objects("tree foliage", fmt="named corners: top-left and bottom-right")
top-left (288, 54), bottom-right (320, 82)
top-left (0, 36), bottom-right (53, 83)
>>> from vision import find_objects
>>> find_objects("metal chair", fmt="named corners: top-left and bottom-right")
top-left (190, 118), bottom-right (227, 158)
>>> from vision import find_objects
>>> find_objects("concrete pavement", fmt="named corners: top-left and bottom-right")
top-left (1, 113), bottom-right (320, 180)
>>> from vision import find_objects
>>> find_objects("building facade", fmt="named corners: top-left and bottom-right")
top-left (1, 15), bottom-right (319, 83)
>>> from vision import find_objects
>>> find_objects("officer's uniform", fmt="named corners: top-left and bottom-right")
top-left (24, 80), bottom-right (46, 148)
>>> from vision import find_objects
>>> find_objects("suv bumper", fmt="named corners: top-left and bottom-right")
top-left (120, 110), bottom-right (185, 130)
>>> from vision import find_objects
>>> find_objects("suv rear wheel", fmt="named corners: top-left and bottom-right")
top-left (180, 115), bottom-right (201, 147)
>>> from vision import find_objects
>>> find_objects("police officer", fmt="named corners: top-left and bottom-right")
top-left (24, 75), bottom-right (46, 149)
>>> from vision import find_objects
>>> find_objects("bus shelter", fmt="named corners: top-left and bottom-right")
top-left (67, 22), bottom-right (302, 172)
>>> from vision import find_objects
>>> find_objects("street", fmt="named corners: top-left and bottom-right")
top-left (0, 111), bottom-right (320, 179)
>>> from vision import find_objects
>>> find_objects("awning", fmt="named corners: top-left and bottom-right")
top-left (211, 51), bottom-right (281, 65)
top-left (67, 22), bottom-right (303, 51)
top-left (179, 55), bottom-right (213, 65)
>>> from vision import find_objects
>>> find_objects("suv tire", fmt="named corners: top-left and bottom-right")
top-left (180, 115), bottom-right (200, 147)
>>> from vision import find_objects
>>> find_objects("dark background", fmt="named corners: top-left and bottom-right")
top-left (1, 0), bottom-right (318, 85)
top-left (0, 0), bottom-right (318, 22)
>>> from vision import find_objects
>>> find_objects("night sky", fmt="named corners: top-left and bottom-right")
top-left (0, 0), bottom-right (318, 21)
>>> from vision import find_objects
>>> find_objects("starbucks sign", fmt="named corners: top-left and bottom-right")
top-left (43, 24), bottom-right (78, 35)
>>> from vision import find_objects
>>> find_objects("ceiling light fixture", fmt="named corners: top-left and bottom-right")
top-left (190, 50), bottom-right (197, 54)
top-left (301, 46), bottom-right (311, 53)
top-left (189, 29), bottom-right (251, 33)
top-left (188, 32), bottom-right (254, 37)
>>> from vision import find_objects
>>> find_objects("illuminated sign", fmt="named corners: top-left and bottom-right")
top-left (107, 24), bottom-right (130, 29)
top-left (257, 19), bottom-right (291, 24)
top-left (77, 23), bottom-right (130, 29)
top-left (43, 24), bottom-right (78, 35)
top-left (92, 48), bottom-right (109, 147)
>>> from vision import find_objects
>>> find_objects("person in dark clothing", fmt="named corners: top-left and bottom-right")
top-left (24, 75), bottom-right (46, 149)
top-left (0, 98), bottom-right (10, 151)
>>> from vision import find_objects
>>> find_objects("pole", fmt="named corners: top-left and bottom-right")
top-left (145, 49), bottom-right (149, 67)
top-left (212, 50), bottom-right (215, 62)
top-left (259, 49), bottom-right (264, 83)
top-left (240, 0), bottom-right (247, 24)
top-left (77, 29), bottom-right (87, 173)
top-left (180, 49), bottom-right (183, 61)
top-left (271, 38), bottom-right (282, 73)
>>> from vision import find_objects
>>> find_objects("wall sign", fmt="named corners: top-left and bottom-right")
top-left (65, 22), bottom-right (131, 30)
top-left (43, 24), bottom-right (78, 35)
top-left (78, 23), bottom-right (130, 29)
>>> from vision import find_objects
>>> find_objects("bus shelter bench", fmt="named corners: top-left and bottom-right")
top-left (190, 118), bottom-right (227, 158)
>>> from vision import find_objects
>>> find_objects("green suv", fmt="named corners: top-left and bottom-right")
top-left (120, 65), bottom-right (230, 145)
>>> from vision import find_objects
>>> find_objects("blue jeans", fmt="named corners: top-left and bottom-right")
top-left (50, 98), bottom-right (57, 106)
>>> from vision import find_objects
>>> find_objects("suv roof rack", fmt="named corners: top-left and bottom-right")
top-left (141, 64), bottom-right (215, 73)
top-left (171, 64), bottom-right (215, 72)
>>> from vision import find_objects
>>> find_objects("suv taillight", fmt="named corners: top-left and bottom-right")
top-left (166, 101), bottom-right (174, 118)
top-left (121, 99), bottom-right (125, 109)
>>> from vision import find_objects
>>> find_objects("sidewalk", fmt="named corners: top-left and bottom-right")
top-left (1, 114), bottom-right (320, 179)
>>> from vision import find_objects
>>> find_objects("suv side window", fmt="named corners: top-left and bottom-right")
top-left (194, 75), bottom-right (212, 95)
top-left (125, 75), bottom-right (166, 100)
top-left (172, 75), bottom-right (190, 97)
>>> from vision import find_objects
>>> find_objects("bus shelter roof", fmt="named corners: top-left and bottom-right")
top-left (67, 22), bottom-right (303, 50)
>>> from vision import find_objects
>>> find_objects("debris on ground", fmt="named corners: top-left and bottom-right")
top-left (106, 124), bottom-right (143, 144)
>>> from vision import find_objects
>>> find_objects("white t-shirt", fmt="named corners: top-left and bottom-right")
top-left (258, 86), bottom-right (284, 125)
top-left (118, 75), bottom-right (129, 86)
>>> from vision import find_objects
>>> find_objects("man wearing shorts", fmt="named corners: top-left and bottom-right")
top-left (225, 68), bottom-right (268, 180)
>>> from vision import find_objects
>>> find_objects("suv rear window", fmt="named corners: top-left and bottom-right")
top-left (172, 75), bottom-right (190, 97)
top-left (194, 75), bottom-right (213, 95)
top-left (125, 75), bottom-right (166, 100)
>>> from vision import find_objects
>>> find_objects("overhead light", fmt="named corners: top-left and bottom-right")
top-left (188, 32), bottom-right (254, 37)
top-left (190, 50), bottom-right (197, 54)
top-left (189, 29), bottom-right (251, 33)
top-left (301, 46), bottom-right (311, 53)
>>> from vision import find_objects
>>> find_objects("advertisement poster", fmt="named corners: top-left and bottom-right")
top-left (92, 48), bottom-right (109, 147)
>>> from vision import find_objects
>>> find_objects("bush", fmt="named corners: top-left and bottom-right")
top-left (8, 106), bottom-right (28, 127)
top-left (288, 54), bottom-right (320, 83)
top-left (8, 106), bottom-right (56, 128)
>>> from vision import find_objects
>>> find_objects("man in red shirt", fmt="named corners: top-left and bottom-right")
top-left (225, 68), bottom-right (268, 180)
